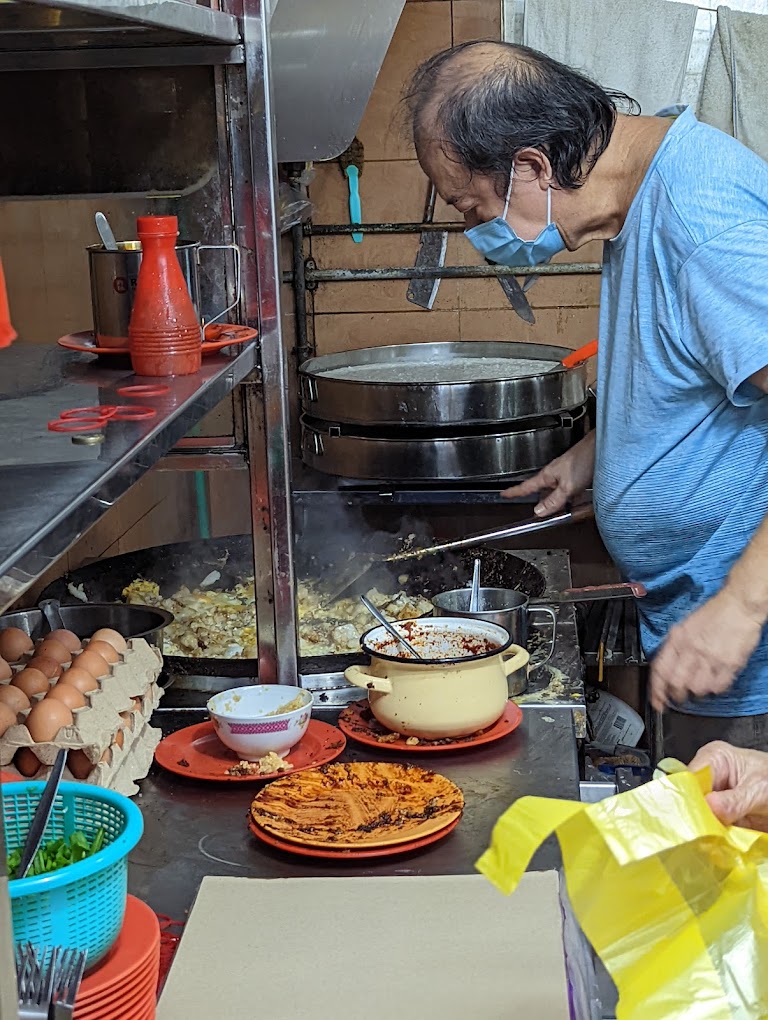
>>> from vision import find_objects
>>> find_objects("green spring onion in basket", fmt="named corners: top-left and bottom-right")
top-left (6, 828), bottom-right (105, 881)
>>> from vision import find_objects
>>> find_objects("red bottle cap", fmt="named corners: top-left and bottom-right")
top-left (136, 216), bottom-right (179, 238)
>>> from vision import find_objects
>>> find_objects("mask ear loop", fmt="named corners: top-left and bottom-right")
top-left (502, 166), bottom-right (515, 219)
top-left (546, 186), bottom-right (552, 225)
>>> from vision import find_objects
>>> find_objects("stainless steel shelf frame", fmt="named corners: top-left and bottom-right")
top-left (0, 1), bottom-right (293, 1012)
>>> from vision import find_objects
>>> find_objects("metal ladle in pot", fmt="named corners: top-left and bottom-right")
top-left (360, 595), bottom-right (424, 660)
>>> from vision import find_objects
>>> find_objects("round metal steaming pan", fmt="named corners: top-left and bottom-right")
top-left (298, 341), bottom-right (588, 427)
top-left (301, 408), bottom-right (586, 482)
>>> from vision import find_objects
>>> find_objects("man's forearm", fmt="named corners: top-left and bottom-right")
top-left (724, 510), bottom-right (768, 621)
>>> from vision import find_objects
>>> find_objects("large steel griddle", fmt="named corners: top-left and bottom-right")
top-left (40, 536), bottom-right (546, 680)
top-left (298, 341), bottom-right (589, 428)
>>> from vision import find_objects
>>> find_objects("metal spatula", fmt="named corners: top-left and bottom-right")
top-left (322, 504), bottom-right (595, 604)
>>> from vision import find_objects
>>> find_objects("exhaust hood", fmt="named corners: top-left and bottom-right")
top-left (270, 0), bottom-right (406, 163)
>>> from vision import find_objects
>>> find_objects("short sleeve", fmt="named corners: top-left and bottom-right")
top-left (677, 222), bottom-right (768, 405)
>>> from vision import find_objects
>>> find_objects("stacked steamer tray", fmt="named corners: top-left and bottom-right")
top-left (298, 341), bottom-right (589, 482)
top-left (0, 628), bottom-right (164, 796)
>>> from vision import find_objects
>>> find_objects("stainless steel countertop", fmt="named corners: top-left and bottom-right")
top-left (0, 341), bottom-right (258, 612)
top-left (129, 706), bottom-right (579, 919)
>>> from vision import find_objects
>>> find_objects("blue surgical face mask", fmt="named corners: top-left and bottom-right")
top-left (464, 167), bottom-right (566, 267)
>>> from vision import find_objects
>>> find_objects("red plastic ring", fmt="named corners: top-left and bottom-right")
top-left (111, 405), bottom-right (157, 421)
top-left (59, 406), bottom-right (118, 420)
top-left (48, 418), bottom-right (108, 433)
top-left (116, 384), bottom-right (170, 397)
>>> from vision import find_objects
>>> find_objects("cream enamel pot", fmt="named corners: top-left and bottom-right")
top-left (344, 617), bottom-right (529, 739)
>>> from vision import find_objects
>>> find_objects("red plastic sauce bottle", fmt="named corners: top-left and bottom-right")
top-left (0, 257), bottom-right (17, 348)
top-left (128, 216), bottom-right (202, 377)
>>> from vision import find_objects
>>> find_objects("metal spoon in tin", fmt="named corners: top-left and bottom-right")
top-left (469, 558), bottom-right (481, 613)
top-left (360, 595), bottom-right (424, 660)
top-left (95, 211), bottom-right (118, 251)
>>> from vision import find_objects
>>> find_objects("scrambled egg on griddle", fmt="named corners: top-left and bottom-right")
top-left (122, 577), bottom-right (432, 659)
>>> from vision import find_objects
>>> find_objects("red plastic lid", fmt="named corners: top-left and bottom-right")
top-left (136, 216), bottom-right (178, 238)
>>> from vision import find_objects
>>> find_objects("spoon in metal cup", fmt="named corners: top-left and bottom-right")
top-left (469, 558), bottom-right (481, 613)
top-left (360, 595), bottom-right (424, 660)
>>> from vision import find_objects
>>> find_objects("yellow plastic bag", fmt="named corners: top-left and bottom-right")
top-left (476, 768), bottom-right (768, 1020)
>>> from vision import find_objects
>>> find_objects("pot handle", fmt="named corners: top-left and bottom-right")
top-left (528, 606), bottom-right (558, 668)
top-left (344, 665), bottom-right (394, 694)
top-left (500, 645), bottom-right (530, 676)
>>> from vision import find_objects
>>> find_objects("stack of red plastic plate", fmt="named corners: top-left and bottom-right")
top-left (74, 896), bottom-right (160, 1020)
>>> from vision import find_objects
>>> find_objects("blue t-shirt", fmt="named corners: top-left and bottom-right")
top-left (594, 108), bottom-right (768, 717)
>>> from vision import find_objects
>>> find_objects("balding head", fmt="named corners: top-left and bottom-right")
top-left (406, 41), bottom-right (632, 194)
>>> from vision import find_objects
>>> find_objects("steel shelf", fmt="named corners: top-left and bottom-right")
top-left (0, 0), bottom-right (243, 68)
top-left (0, 340), bottom-right (258, 615)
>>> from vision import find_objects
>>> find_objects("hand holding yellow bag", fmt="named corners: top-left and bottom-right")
top-left (477, 765), bottom-right (768, 1020)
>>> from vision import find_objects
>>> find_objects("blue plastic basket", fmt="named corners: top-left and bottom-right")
top-left (2, 781), bottom-right (143, 967)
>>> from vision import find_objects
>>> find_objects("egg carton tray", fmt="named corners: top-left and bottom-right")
top-left (0, 639), bottom-right (163, 770)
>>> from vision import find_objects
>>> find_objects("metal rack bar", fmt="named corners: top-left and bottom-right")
top-left (17, 0), bottom-right (242, 43)
top-left (0, 44), bottom-right (245, 70)
top-left (306, 222), bottom-right (465, 235)
top-left (289, 262), bottom-right (602, 285)
top-left (227, 0), bottom-right (298, 685)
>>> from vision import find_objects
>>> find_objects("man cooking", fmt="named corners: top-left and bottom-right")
top-left (406, 41), bottom-right (768, 761)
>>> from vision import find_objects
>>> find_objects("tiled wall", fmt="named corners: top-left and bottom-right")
top-left (307, 0), bottom-right (601, 356)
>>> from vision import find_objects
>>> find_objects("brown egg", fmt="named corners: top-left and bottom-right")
top-left (67, 749), bottom-right (93, 780)
top-left (85, 640), bottom-right (119, 665)
top-left (48, 630), bottom-right (82, 654)
top-left (0, 628), bottom-right (34, 663)
top-left (15, 747), bottom-right (40, 777)
top-left (59, 667), bottom-right (98, 694)
top-left (91, 628), bottom-right (128, 654)
top-left (119, 710), bottom-right (134, 732)
top-left (113, 728), bottom-right (125, 750)
top-left (0, 684), bottom-right (30, 715)
top-left (99, 747), bottom-right (112, 766)
top-left (26, 655), bottom-right (62, 680)
top-left (70, 650), bottom-right (109, 680)
top-left (26, 699), bottom-right (73, 743)
top-left (46, 683), bottom-right (87, 711)
top-left (0, 703), bottom-right (17, 737)
top-left (35, 638), bottom-right (72, 666)
top-left (0, 658), bottom-right (11, 682)
top-left (11, 668), bottom-right (50, 699)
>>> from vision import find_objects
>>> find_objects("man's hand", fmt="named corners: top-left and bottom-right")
top-left (501, 431), bottom-right (596, 515)
top-left (651, 588), bottom-right (764, 711)
top-left (689, 740), bottom-right (768, 831)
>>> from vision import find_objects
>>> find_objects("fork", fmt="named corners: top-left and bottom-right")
top-left (50, 947), bottom-right (88, 1019)
top-left (16, 943), bottom-right (57, 1020)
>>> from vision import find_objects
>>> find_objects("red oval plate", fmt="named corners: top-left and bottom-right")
top-left (57, 324), bottom-right (258, 357)
top-left (154, 718), bottom-right (346, 782)
top-left (248, 813), bottom-right (460, 860)
top-left (337, 700), bottom-right (523, 753)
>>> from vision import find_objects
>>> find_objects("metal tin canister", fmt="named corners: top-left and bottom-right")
top-left (87, 241), bottom-right (201, 348)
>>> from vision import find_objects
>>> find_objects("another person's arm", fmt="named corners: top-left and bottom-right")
top-left (688, 740), bottom-right (768, 831)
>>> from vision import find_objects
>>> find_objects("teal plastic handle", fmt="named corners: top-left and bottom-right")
top-left (345, 166), bottom-right (363, 243)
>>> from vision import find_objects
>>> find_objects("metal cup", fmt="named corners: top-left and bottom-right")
top-left (87, 239), bottom-right (240, 348)
top-left (431, 587), bottom-right (557, 695)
